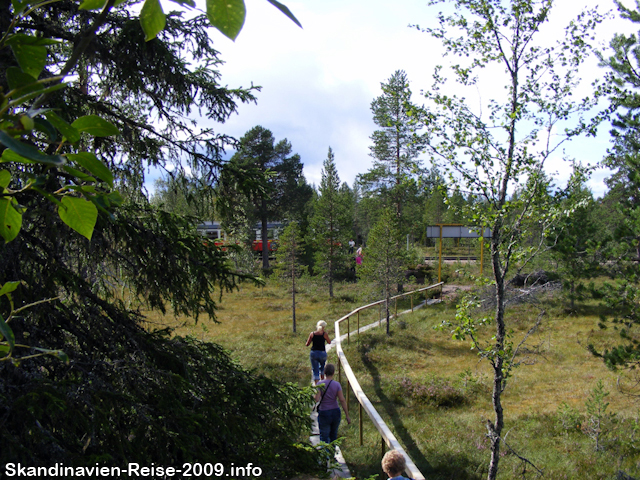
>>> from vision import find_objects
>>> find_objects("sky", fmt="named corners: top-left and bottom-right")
top-left (171, 0), bottom-right (637, 199)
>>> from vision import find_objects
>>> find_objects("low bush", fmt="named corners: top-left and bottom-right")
top-left (392, 375), bottom-right (468, 408)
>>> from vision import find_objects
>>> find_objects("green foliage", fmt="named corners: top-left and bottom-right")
top-left (0, 332), bottom-right (322, 477)
top-left (0, 0), bottom-right (321, 477)
top-left (275, 221), bottom-right (305, 278)
top-left (556, 401), bottom-right (582, 432)
top-left (358, 70), bottom-right (425, 236)
top-left (274, 221), bottom-right (305, 332)
top-left (218, 126), bottom-right (313, 271)
top-left (547, 166), bottom-right (602, 311)
top-left (416, 1), bottom-right (604, 477)
top-left (358, 208), bottom-right (407, 335)
top-left (591, 1), bottom-right (640, 382)
top-left (150, 171), bottom-right (216, 219)
top-left (583, 380), bottom-right (616, 451)
top-left (309, 147), bottom-right (353, 296)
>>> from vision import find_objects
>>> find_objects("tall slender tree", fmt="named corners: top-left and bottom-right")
top-left (359, 70), bottom-right (424, 292)
top-left (358, 70), bottom-right (425, 228)
top-left (275, 221), bottom-right (305, 333)
top-left (418, 1), bottom-right (603, 478)
top-left (309, 148), bottom-right (351, 297)
top-left (358, 208), bottom-right (406, 335)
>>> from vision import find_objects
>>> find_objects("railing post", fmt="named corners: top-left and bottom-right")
top-left (381, 436), bottom-right (386, 460)
top-left (359, 402), bottom-right (363, 446)
top-left (357, 310), bottom-right (360, 344)
top-left (348, 316), bottom-right (350, 345)
top-left (411, 294), bottom-right (414, 312)
top-left (347, 378), bottom-right (350, 407)
top-left (338, 357), bottom-right (341, 384)
top-left (395, 298), bottom-right (397, 319)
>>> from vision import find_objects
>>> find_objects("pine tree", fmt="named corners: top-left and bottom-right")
top-left (219, 126), bottom-right (312, 271)
top-left (359, 70), bottom-right (425, 228)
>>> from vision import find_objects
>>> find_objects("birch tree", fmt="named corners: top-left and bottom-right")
top-left (417, 1), bottom-right (603, 477)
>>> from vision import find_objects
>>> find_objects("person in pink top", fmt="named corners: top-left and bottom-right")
top-left (314, 363), bottom-right (351, 445)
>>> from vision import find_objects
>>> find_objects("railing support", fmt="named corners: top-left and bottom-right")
top-left (347, 316), bottom-right (350, 345)
top-left (359, 402), bottom-right (363, 446)
top-left (332, 282), bottom-right (443, 480)
top-left (347, 378), bottom-right (350, 407)
top-left (381, 436), bottom-right (386, 460)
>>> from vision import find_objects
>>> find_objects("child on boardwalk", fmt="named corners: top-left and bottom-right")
top-left (382, 450), bottom-right (413, 480)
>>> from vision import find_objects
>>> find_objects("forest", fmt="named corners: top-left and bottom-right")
top-left (1, 0), bottom-right (640, 479)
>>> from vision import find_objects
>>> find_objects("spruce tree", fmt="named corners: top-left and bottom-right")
top-left (309, 147), bottom-right (351, 297)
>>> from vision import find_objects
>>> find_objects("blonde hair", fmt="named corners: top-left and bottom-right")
top-left (316, 320), bottom-right (327, 331)
top-left (381, 450), bottom-right (406, 477)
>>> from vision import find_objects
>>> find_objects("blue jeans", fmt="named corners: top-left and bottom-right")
top-left (310, 350), bottom-right (327, 381)
top-left (318, 408), bottom-right (341, 444)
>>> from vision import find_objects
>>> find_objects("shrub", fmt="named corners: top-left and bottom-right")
top-left (394, 376), bottom-right (467, 408)
top-left (556, 401), bottom-right (582, 432)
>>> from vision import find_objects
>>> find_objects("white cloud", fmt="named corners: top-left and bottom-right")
top-left (189, 0), bottom-right (634, 198)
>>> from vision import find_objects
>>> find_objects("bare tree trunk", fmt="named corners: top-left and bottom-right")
top-left (488, 232), bottom-right (506, 480)
top-left (329, 252), bottom-right (334, 298)
top-left (261, 198), bottom-right (269, 271)
top-left (292, 262), bottom-right (296, 333)
top-left (386, 274), bottom-right (391, 336)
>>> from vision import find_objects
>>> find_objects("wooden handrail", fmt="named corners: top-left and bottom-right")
top-left (333, 282), bottom-right (443, 480)
top-left (335, 282), bottom-right (444, 324)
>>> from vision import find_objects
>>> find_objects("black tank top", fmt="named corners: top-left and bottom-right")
top-left (311, 332), bottom-right (326, 351)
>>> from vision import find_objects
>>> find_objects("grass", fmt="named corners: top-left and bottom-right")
top-left (140, 276), bottom-right (640, 479)
top-left (140, 275), bottom-right (386, 386)
top-left (340, 291), bottom-right (640, 479)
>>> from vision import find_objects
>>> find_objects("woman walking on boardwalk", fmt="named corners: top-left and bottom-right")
top-left (306, 320), bottom-right (331, 385)
top-left (315, 363), bottom-right (351, 444)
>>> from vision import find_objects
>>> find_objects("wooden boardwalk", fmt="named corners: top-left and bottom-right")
top-left (308, 284), bottom-right (443, 480)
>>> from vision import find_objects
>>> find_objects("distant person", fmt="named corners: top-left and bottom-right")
top-left (315, 363), bottom-right (351, 445)
top-left (306, 320), bottom-right (331, 385)
top-left (382, 450), bottom-right (412, 480)
top-left (348, 239), bottom-right (355, 254)
top-left (356, 246), bottom-right (363, 266)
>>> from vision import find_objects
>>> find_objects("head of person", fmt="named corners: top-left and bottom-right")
top-left (324, 363), bottom-right (336, 377)
top-left (381, 450), bottom-right (406, 478)
top-left (316, 320), bottom-right (327, 332)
